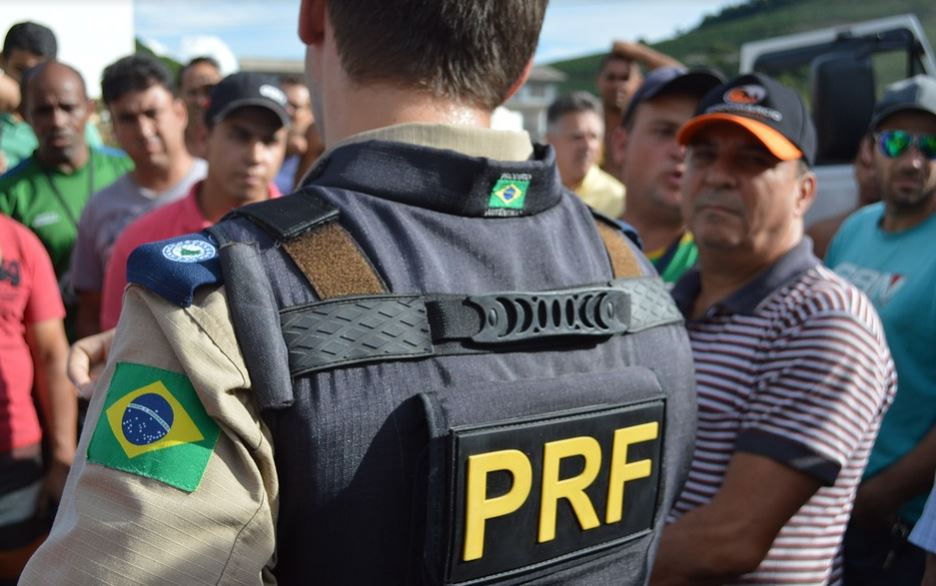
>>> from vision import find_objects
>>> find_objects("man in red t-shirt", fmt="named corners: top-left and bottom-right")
top-left (100, 72), bottom-right (288, 330)
top-left (101, 72), bottom-right (290, 330)
top-left (0, 214), bottom-right (75, 582)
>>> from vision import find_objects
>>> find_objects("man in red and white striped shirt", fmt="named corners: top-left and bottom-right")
top-left (650, 73), bottom-right (896, 585)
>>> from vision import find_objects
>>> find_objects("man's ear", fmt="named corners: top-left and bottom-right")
top-left (794, 169), bottom-right (817, 218)
top-left (299, 0), bottom-right (326, 46)
top-left (172, 97), bottom-right (189, 127)
top-left (83, 98), bottom-right (96, 125)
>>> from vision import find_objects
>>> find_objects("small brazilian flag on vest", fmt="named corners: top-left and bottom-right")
top-left (488, 177), bottom-right (529, 210)
top-left (87, 362), bottom-right (220, 492)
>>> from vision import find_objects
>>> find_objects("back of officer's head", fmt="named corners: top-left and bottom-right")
top-left (323, 0), bottom-right (548, 111)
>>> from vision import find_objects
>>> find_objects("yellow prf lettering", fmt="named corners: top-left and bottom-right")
top-left (463, 449), bottom-right (533, 562)
top-left (605, 422), bottom-right (658, 524)
top-left (538, 436), bottom-right (602, 543)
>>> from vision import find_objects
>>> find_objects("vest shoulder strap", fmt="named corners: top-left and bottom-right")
top-left (232, 189), bottom-right (388, 300)
top-left (590, 212), bottom-right (643, 279)
top-left (233, 187), bottom-right (338, 239)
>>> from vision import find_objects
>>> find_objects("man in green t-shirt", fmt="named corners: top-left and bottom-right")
top-left (0, 61), bottom-right (132, 282)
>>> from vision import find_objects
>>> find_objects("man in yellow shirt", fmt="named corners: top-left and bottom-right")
top-left (546, 91), bottom-right (625, 217)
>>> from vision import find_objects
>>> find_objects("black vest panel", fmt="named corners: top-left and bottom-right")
top-left (216, 140), bottom-right (697, 585)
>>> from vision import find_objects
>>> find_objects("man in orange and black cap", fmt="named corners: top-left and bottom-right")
top-left (649, 73), bottom-right (895, 585)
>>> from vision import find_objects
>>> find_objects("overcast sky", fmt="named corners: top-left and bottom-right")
top-left (135, 0), bottom-right (743, 68)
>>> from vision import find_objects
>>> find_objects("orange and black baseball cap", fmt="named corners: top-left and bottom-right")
top-left (677, 72), bottom-right (817, 165)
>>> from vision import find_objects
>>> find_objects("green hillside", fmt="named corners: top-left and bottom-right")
top-left (550, 0), bottom-right (936, 95)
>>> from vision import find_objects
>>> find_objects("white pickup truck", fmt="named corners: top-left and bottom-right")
top-left (739, 14), bottom-right (936, 224)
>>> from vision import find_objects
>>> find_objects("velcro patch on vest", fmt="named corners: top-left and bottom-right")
top-left (444, 400), bottom-right (663, 584)
top-left (127, 231), bottom-right (222, 307)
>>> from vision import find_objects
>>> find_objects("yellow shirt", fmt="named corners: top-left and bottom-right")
top-left (573, 165), bottom-right (625, 218)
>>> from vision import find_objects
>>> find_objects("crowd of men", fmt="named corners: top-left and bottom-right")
top-left (1, 2), bottom-right (936, 584)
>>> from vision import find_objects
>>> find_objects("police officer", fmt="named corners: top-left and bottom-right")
top-left (22, 1), bottom-right (695, 584)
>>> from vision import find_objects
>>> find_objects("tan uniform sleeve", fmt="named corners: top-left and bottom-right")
top-left (20, 285), bottom-right (279, 585)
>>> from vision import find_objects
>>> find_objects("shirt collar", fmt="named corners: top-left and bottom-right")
top-left (323, 122), bottom-right (534, 162)
top-left (304, 123), bottom-right (561, 218)
top-left (671, 238), bottom-right (819, 318)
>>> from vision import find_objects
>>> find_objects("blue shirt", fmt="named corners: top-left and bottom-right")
top-left (826, 202), bottom-right (936, 523)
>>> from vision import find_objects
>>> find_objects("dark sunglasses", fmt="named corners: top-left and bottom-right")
top-left (876, 130), bottom-right (936, 160)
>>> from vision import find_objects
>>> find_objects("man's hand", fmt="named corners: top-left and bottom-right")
top-left (67, 328), bottom-right (115, 399)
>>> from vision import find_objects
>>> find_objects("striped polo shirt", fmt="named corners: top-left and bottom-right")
top-left (669, 240), bottom-right (895, 585)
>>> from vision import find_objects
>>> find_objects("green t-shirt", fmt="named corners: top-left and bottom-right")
top-left (0, 112), bottom-right (104, 171)
top-left (0, 146), bottom-right (133, 279)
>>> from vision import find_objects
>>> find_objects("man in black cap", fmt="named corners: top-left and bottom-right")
top-left (97, 71), bottom-right (288, 329)
top-left (826, 74), bottom-right (936, 585)
top-left (613, 66), bottom-right (722, 283)
top-left (650, 73), bottom-right (895, 584)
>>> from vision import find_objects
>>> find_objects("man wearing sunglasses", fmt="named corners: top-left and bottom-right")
top-left (826, 74), bottom-right (936, 585)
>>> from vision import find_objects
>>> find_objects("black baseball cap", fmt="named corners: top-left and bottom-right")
top-left (621, 66), bottom-right (724, 127)
top-left (677, 72), bottom-right (817, 166)
top-left (205, 72), bottom-right (290, 127)
top-left (869, 75), bottom-right (936, 130)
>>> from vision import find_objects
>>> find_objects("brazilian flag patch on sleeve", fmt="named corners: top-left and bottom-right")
top-left (87, 362), bottom-right (221, 492)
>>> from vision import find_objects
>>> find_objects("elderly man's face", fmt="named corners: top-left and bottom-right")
top-left (681, 123), bottom-right (814, 259)
top-left (547, 110), bottom-right (604, 190)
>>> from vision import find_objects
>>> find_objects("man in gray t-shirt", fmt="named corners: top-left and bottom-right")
top-left (71, 55), bottom-right (204, 338)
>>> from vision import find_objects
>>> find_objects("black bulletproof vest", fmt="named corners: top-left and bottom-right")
top-left (212, 140), bottom-right (696, 585)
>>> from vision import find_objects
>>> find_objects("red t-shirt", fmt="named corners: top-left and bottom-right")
top-left (100, 181), bottom-right (281, 330)
top-left (0, 215), bottom-right (66, 452)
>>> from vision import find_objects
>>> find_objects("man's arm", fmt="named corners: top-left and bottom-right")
top-left (651, 453), bottom-right (821, 585)
top-left (853, 426), bottom-right (936, 532)
top-left (26, 317), bottom-right (77, 511)
top-left (652, 300), bottom-right (893, 584)
top-left (611, 41), bottom-right (682, 71)
top-left (20, 286), bottom-right (278, 585)
top-left (74, 289), bottom-right (102, 339)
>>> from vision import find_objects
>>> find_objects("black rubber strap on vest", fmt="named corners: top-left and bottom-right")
top-left (281, 277), bottom-right (681, 376)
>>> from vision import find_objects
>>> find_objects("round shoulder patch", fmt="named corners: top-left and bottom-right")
top-left (162, 239), bottom-right (217, 263)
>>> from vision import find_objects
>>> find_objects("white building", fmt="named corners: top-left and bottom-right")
top-left (504, 65), bottom-right (568, 142)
